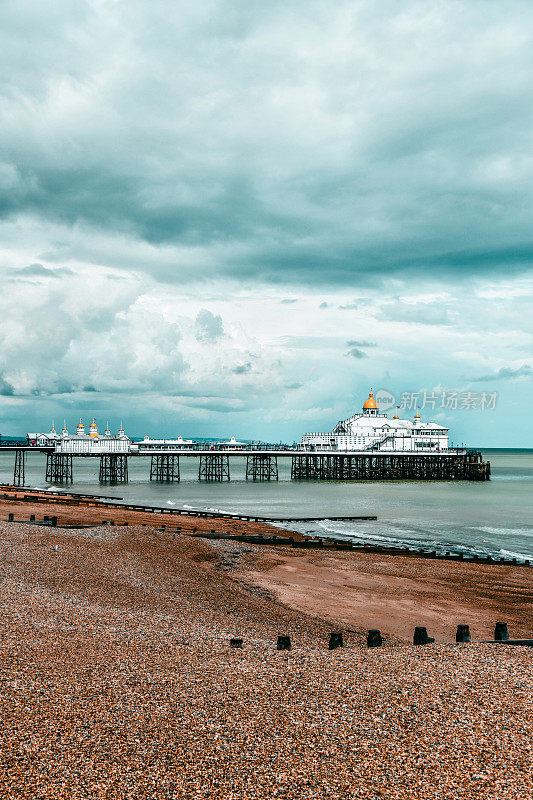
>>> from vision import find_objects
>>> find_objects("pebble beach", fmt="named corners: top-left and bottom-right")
top-left (0, 520), bottom-right (531, 799)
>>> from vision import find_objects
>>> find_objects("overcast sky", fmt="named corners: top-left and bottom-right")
top-left (1, 0), bottom-right (532, 445)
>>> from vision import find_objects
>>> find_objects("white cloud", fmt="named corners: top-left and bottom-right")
top-left (0, 1), bottom-right (532, 442)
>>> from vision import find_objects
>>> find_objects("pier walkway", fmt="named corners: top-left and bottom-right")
top-left (0, 442), bottom-right (490, 485)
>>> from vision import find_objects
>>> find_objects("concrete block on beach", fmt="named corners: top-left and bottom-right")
top-left (276, 635), bottom-right (291, 651)
top-left (230, 637), bottom-right (243, 649)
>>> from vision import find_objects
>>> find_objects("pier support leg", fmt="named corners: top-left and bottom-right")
top-left (290, 452), bottom-right (490, 482)
top-left (13, 450), bottom-right (25, 487)
top-left (150, 454), bottom-right (180, 482)
top-left (198, 454), bottom-right (230, 481)
top-left (99, 455), bottom-right (128, 483)
top-left (45, 454), bottom-right (73, 485)
top-left (246, 454), bottom-right (278, 481)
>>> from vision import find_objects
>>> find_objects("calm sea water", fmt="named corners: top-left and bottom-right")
top-left (1, 449), bottom-right (532, 562)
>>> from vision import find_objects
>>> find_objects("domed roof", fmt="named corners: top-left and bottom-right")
top-left (77, 420), bottom-right (84, 429)
top-left (363, 389), bottom-right (378, 410)
top-left (414, 412), bottom-right (420, 419)
top-left (89, 419), bottom-right (97, 428)
top-left (393, 413), bottom-right (399, 419)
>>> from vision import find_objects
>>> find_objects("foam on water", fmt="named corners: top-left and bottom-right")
top-left (500, 548), bottom-right (531, 561)
top-left (476, 525), bottom-right (533, 537)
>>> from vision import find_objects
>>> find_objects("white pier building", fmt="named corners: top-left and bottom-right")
top-left (136, 435), bottom-right (195, 451)
top-left (300, 390), bottom-right (449, 452)
top-left (29, 420), bottom-right (131, 453)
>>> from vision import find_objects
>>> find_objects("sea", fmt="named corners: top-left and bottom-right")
top-left (1, 449), bottom-right (532, 563)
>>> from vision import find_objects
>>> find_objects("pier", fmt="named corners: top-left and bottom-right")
top-left (0, 442), bottom-right (490, 485)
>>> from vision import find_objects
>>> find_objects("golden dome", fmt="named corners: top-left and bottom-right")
top-left (393, 413), bottom-right (399, 419)
top-left (414, 412), bottom-right (420, 419)
top-left (363, 389), bottom-right (378, 410)
top-left (77, 420), bottom-right (84, 429)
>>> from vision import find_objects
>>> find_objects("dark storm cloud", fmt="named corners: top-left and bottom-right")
top-left (0, 373), bottom-right (15, 396)
top-left (346, 347), bottom-right (366, 359)
top-left (10, 264), bottom-right (75, 279)
top-left (233, 362), bottom-right (252, 374)
top-left (472, 364), bottom-right (532, 381)
top-left (1, 1), bottom-right (533, 287)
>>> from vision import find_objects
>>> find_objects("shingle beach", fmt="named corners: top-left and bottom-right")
top-left (0, 521), bottom-right (531, 799)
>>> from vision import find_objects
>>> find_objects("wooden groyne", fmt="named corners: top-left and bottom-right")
top-left (2, 486), bottom-right (529, 567)
top-left (1, 488), bottom-right (376, 523)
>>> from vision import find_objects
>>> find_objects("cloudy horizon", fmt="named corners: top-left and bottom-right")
top-left (1, 0), bottom-right (532, 446)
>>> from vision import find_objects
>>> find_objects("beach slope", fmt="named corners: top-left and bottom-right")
top-left (0, 522), bottom-right (531, 799)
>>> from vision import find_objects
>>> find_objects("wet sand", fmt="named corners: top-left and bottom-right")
top-left (235, 546), bottom-right (533, 642)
